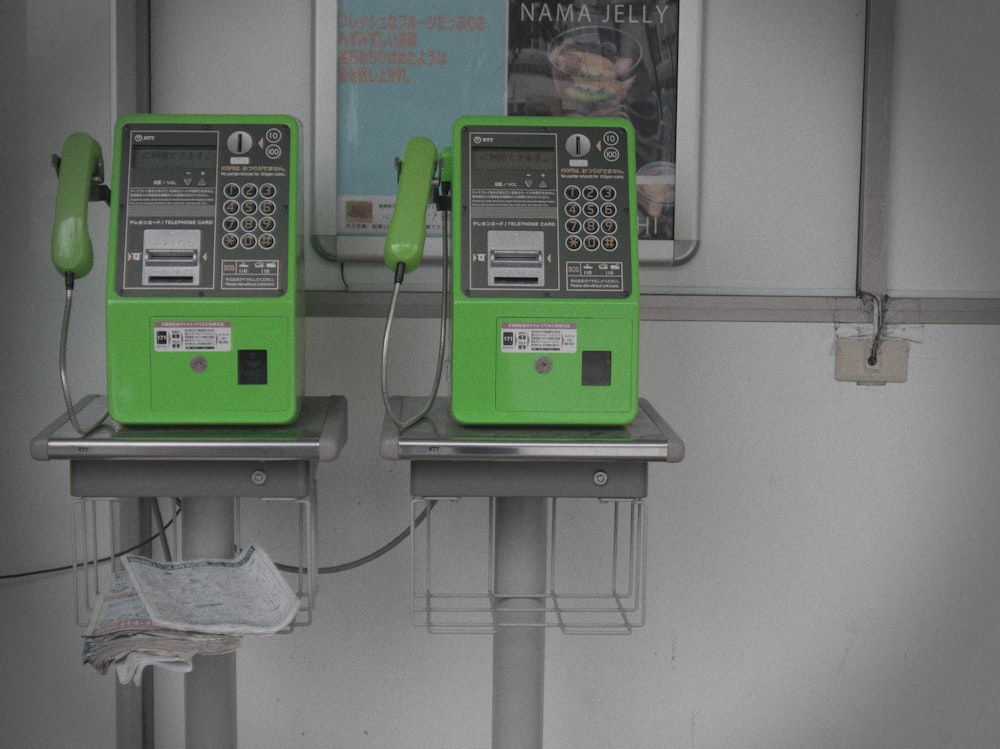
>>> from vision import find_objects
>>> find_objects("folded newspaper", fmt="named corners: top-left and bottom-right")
top-left (85, 546), bottom-right (299, 684)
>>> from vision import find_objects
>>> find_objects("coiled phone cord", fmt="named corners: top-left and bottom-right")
top-left (380, 210), bottom-right (450, 429)
top-left (59, 273), bottom-right (108, 435)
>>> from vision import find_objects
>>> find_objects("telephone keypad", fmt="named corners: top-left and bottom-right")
top-left (563, 182), bottom-right (624, 253)
top-left (221, 181), bottom-right (279, 252)
top-left (117, 120), bottom-right (294, 297)
top-left (460, 122), bottom-right (632, 297)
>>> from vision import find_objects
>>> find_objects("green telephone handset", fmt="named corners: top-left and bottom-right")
top-left (49, 131), bottom-right (110, 433)
top-left (380, 137), bottom-right (451, 428)
top-left (51, 132), bottom-right (106, 279)
top-left (384, 136), bottom-right (439, 275)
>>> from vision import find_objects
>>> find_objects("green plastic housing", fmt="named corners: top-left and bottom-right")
top-left (105, 114), bottom-right (303, 425)
top-left (449, 116), bottom-right (640, 426)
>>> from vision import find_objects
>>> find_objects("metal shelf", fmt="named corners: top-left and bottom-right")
top-left (382, 396), bottom-right (683, 635)
top-left (33, 395), bottom-right (348, 629)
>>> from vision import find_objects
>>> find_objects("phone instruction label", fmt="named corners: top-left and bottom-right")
top-left (154, 321), bottom-right (232, 352)
top-left (500, 322), bottom-right (577, 354)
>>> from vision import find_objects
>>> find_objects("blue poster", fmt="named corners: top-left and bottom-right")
top-left (336, 2), bottom-right (507, 234)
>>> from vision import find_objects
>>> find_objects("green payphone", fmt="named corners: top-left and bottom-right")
top-left (51, 114), bottom-right (302, 425)
top-left (385, 116), bottom-right (639, 426)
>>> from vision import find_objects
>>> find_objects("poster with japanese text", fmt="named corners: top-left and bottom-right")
top-left (336, 2), bottom-right (507, 235)
top-left (507, 1), bottom-right (679, 239)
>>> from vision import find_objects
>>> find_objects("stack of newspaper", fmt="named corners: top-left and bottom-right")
top-left (84, 546), bottom-right (299, 685)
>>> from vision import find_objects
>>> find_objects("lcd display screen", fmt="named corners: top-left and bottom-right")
top-left (472, 147), bottom-right (556, 171)
top-left (132, 146), bottom-right (217, 170)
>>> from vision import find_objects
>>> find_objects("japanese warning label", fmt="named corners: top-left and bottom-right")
top-left (500, 322), bottom-right (577, 354)
top-left (154, 321), bottom-right (232, 353)
top-left (566, 261), bottom-right (625, 292)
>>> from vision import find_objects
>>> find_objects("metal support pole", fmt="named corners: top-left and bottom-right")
top-left (182, 496), bottom-right (237, 749)
top-left (116, 497), bottom-right (155, 749)
top-left (492, 496), bottom-right (547, 749)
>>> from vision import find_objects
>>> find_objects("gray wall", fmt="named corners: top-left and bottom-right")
top-left (3, 1), bottom-right (999, 747)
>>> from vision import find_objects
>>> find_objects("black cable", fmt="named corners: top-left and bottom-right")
top-left (151, 498), bottom-right (173, 562)
top-left (0, 508), bottom-right (180, 581)
top-left (3, 499), bottom-right (430, 581)
top-left (274, 500), bottom-right (435, 575)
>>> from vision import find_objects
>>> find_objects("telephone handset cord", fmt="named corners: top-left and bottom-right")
top-left (380, 210), bottom-right (450, 429)
top-left (59, 273), bottom-right (108, 435)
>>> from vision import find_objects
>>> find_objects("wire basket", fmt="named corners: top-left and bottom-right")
top-left (411, 495), bottom-right (647, 635)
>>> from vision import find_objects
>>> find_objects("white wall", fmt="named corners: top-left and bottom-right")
top-left (3, 1), bottom-right (999, 748)
top-left (1, 1), bottom-right (117, 746)
top-left (230, 317), bottom-right (1000, 749)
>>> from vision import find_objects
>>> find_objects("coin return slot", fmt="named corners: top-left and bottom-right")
top-left (490, 274), bottom-right (544, 286)
top-left (143, 274), bottom-right (198, 285)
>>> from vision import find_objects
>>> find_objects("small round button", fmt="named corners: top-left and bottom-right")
top-left (534, 356), bottom-right (553, 374)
